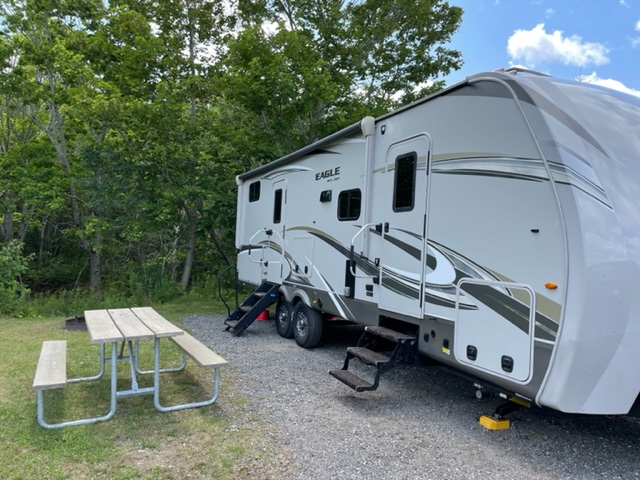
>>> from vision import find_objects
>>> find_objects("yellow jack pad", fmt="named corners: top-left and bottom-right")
top-left (479, 415), bottom-right (510, 430)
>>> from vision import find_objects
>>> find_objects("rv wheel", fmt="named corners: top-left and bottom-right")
top-left (292, 303), bottom-right (323, 348)
top-left (275, 297), bottom-right (294, 338)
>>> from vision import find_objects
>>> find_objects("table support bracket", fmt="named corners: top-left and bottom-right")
top-left (68, 343), bottom-right (106, 384)
top-left (133, 340), bottom-right (187, 375)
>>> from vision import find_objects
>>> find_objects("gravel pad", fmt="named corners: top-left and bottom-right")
top-left (184, 315), bottom-right (640, 480)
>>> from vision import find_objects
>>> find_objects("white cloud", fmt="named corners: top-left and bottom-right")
top-left (545, 8), bottom-right (555, 18)
top-left (580, 72), bottom-right (640, 98)
top-left (631, 19), bottom-right (640, 47)
top-left (506, 61), bottom-right (550, 75)
top-left (507, 23), bottom-right (609, 67)
top-left (262, 20), bottom-right (280, 36)
top-left (390, 80), bottom-right (435, 102)
top-left (620, 0), bottom-right (630, 6)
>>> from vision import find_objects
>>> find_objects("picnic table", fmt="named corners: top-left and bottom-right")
top-left (33, 307), bottom-right (227, 429)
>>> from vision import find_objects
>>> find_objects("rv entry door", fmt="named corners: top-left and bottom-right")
top-left (266, 179), bottom-right (287, 284)
top-left (379, 134), bottom-right (431, 319)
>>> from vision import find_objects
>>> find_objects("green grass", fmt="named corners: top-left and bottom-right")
top-left (0, 300), bottom-right (286, 479)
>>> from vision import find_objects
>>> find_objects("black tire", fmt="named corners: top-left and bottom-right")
top-left (275, 297), bottom-right (294, 338)
top-left (292, 302), bottom-right (323, 348)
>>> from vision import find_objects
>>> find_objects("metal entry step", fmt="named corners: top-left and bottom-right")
top-left (329, 325), bottom-right (417, 392)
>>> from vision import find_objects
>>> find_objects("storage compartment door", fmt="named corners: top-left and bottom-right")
top-left (454, 279), bottom-right (535, 384)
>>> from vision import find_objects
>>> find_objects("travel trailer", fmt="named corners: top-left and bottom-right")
top-left (225, 68), bottom-right (640, 421)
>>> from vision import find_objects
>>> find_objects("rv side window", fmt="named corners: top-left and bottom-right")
top-left (393, 153), bottom-right (416, 212)
top-left (273, 189), bottom-right (283, 224)
top-left (338, 189), bottom-right (361, 221)
top-left (249, 181), bottom-right (261, 202)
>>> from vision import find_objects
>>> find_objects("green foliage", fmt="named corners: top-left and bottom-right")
top-left (126, 262), bottom-right (183, 304)
top-left (0, 0), bottom-right (464, 299)
top-left (22, 253), bottom-right (86, 293)
top-left (222, 24), bottom-right (339, 148)
top-left (223, 0), bottom-right (464, 150)
top-left (28, 288), bottom-right (127, 317)
top-left (347, 0), bottom-right (463, 103)
top-left (0, 241), bottom-right (30, 315)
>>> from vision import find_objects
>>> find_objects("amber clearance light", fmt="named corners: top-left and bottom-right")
top-left (545, 282), bottom-right (558, 290)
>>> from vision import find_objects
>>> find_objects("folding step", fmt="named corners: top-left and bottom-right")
top-left (224, 319), bottom-right (239, 329)
top-left (347, 347), bottom-right (390, 366)
top-left (365, 326), bottom-right (416, 343)
top-left (329, 369), bottom-right (374, 392)
top-left (330, 323), bottom-right (418, 393)
top-left (225, 282), bottom-right (280, 335)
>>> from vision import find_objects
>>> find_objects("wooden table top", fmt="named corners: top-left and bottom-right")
top-left (131, 307), bottom-right (184, 338)
top-left (85, 309), bottom-right (125, 344)
top-left (84, 307), bottom-right (184, 343)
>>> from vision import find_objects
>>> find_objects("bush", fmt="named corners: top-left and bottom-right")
top-left (0, 241), bottom-right (31, 315)
top-left (126, 262), bottom-right (182, 304)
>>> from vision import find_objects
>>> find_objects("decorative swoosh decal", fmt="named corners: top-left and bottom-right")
top-left (241, 228), bottom-right (559, 340)
top-left (431, 156), bottom-right (611, 209)
top-left (261, 166), bottom-right (313, 181)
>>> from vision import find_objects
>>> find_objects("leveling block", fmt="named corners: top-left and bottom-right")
top-left (479, 415), bottom-right (510, 430)
top-left (478, 395), bottom-right (531, 430)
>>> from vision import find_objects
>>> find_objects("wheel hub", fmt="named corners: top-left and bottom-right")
top-left (296, 313), bottom-right (308, 334)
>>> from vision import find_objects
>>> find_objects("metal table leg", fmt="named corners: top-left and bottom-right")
top-left (153, 338), bottom-right (220, 412)
top-left (37, 342), bottom-right (118, 429)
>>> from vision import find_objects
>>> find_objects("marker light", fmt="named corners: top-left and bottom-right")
top-left (545, 282), bottom-right (558, 290)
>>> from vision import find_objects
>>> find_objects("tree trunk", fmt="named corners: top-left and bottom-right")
top-left (47, 90), bottom-right (102, 294)
top-left (90, 232), bottom-right (102, 297)
top-left (180, 210), bottom-right (197, 289)
top-left (39, 220), bottom-right (47, 267)
top-left (2, 208), bottom-right (12, 242)
top-left (208, 227), bottom-right (232, 267)
top-left (17, 201), bottom-right (27, 243)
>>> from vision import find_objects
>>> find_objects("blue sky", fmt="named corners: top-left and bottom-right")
top-left (444, 0), bottom-right (640, 96)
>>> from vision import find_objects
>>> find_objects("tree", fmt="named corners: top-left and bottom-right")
top-left (1, 0), bottom-right (111, 294)
top-left (115, 0), bottom-right (237, 289)
top-left (0, 0), bottom-right (465, 300)
top-left (220, 0), bottom-right (463, 150)
top-left (0, 240), bottom-right (30, 314)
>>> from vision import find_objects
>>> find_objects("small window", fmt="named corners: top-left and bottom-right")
top-left (393, 153), bottom-right (416, 212)
top-left (338, 189), bottom-right (361, 221)
top-left (249, 181), bottom-right (261, 202)
top-left (273, 189), bottom-right (283, 224)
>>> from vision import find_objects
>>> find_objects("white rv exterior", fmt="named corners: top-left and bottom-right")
top-left (234, 69), bottom-right (640, 416)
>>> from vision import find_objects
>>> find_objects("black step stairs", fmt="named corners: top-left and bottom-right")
top-left (329, 326), bottom-right (417, 392)
top-left (224, 282), bottom-right (279, 335)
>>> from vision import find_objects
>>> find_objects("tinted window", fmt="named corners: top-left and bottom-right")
top-left (338, 189), bottom-right (361, 221)
top-left (393, 153), bottom-right (416, 212)
top-left (249, 181), bottom-right (260, 202)
top-left (273, 189), bottom-right (283, 224)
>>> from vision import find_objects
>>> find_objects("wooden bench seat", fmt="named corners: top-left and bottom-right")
top-left (33, 340), bottom-right (67, 391)
top-left (34, 339), bottom-right (118, 428)
top-left (155, 332), bottom-right (227, 412)
top-left (169, 332), bottom-right (227, 369)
